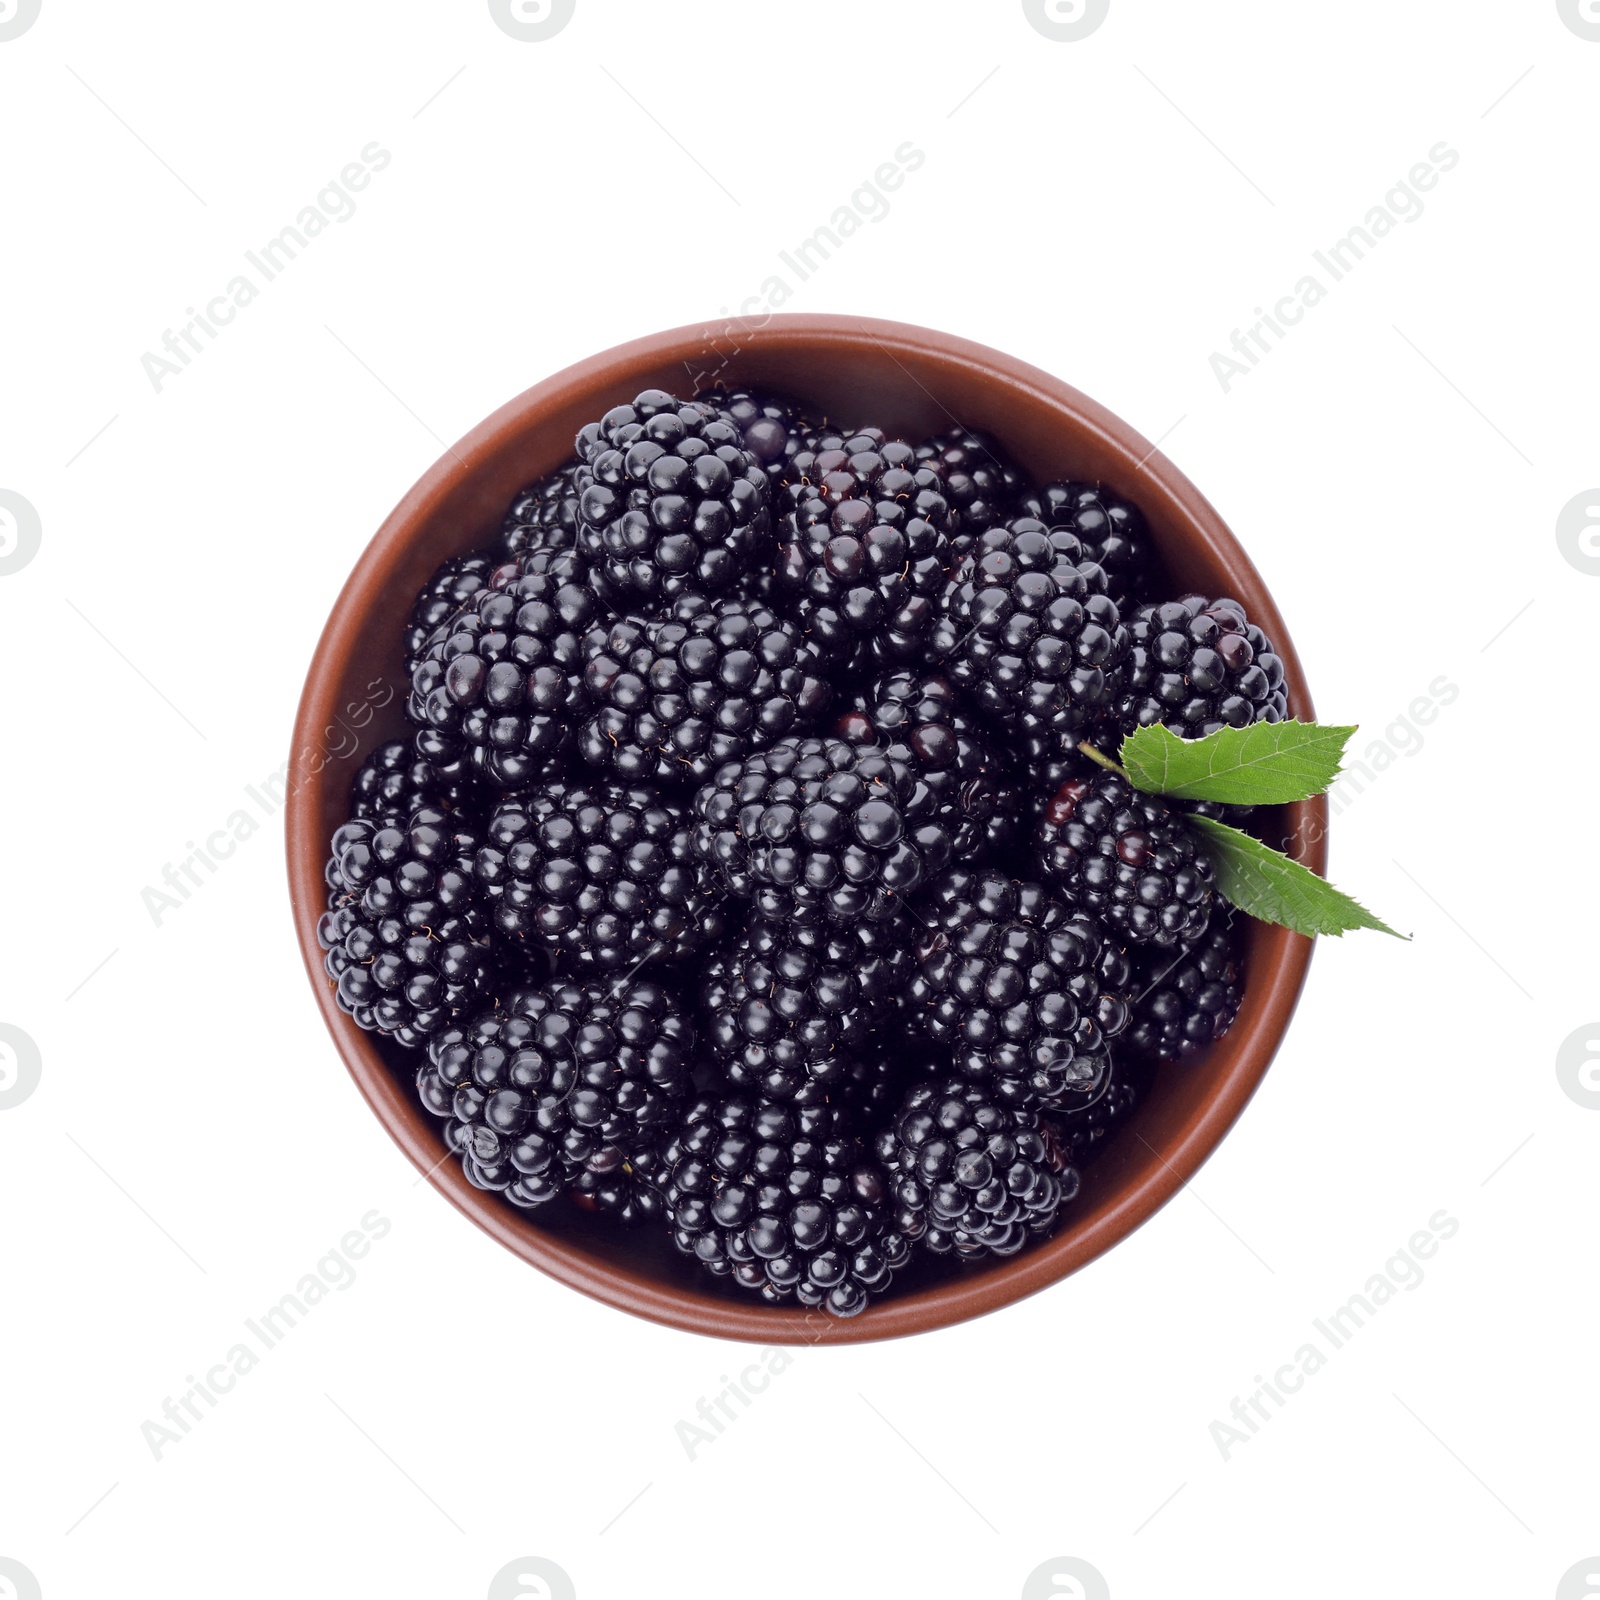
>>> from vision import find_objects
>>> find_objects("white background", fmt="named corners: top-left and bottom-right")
top-left (2, 2), bottom-right (1598, 1597)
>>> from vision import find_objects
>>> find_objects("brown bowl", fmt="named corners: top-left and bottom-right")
top-left (287, 314), bottom-right (1326, 1345)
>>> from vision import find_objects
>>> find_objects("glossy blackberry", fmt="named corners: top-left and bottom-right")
top-left (929, 517), bottom-right (1128, 755)
top-left (916, 427), bottom-right (1028, 546)
top-left (349, 737), bottom-right (480, 825)
top-left (404, 550), bottom-right (508, 678)
top-left (875, 1078), bottom-right (1077, 1258)
top-left (417, 979), bottom-right (693, 1217)
top-left (701, 912), bottom-right (918, 1102)
top-left (658, 1095), bottom-right (908, 1316)
top-left (1036, 771), bottom-right (1215, 948)
top-left (704, 388), bottom-right (816, 487)
top-left (408, 548), bottom-right (598, 789)
top-left (838, 670), bottom-right (1020, 858)
top-left (1116, 595), bottom-right (1287, 738)
top-left (501, 463), bottom-right (583, 559)
top-left (579, 596), bottom-right (831, 785)
top-left (1048, 1052), bottom-right (1154, 1166)
top-left (575, 389), bottom-right (773, 605)
top-left (691, 736), bottom-right (975, 926)
top-left (1019, 481), bottom-right (1151, 603)
top-left (474, 781), bottom-right (726, 971)
top-left (910, 867), bottom-right (1131, 1108)
top-left (318, 806), bottom-right (498, 1048)
top-left (1125, 908), bottom-right (1242, 1060)
top-left (773, 428), bottom-right (959, 665)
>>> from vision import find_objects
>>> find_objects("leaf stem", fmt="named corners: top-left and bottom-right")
top-left (1076, 740), bottom-right (1131, 780)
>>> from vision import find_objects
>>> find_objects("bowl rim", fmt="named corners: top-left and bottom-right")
top-left (286, 312), bottom-right (1326, 1346)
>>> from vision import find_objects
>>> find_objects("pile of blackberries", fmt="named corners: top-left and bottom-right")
top-left (319, 388), bottom-right (1284, 1317)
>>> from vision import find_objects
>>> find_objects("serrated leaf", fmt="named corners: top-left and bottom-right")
top-left (1188, 815), bottom-right (1406, 939)
top-left (1121, 720), bottom-right (1357, 805)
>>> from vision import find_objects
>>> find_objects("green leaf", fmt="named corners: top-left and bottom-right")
top-left (1188, 815), bottom-right (1406, 939)
top-left (1120, 720), bottom-right (1357, 805)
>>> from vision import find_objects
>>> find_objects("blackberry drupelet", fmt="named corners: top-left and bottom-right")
top-left (319, 806), bottom-right (498, 1048)
top-left (1116, 595), bottom-right (1287, 738)
top-left (876, 1078), bottom-right (1077, 1258)
top-left (916, 427), bottom-right (1028, 546)
top-left (348, 737), bottom-right (481, 825)
top-left (929, 516), bottom-right (1128, 757)
top-left (579, 596), bottom-right (831, 785)
top-left (575, 389), bottom-right (773, 605)
top-left (704, 389), bottom-right (817, 487)
top-left (1019, 481), bottom-right (1151, 603)
top-left (690, 735), bottom-right (981, 926)
top-left (1035, 770), bottom-right (1215, 948)
top-left (1048, 1052), bottom-right (1154, 1166)
top-left (474, 780), bottom-right (726, 971)
top-left (404, 550), bottom-right (508, 678)
top-left (1125, 907), bottom-right (1242, 1060)
top-left (418, 978), bottom-right (693, 1217)
top-left (701, 911), bottom-right (918, 1102)
top-left (839, 670), bottom-right (1021, 859)
top-left (408, 548), bottom-right (598, 789)
top-left (910, 866), bottom-right (1131, 1108)
top-left (501, 463), bottom-right (583, 559)
top-left (657, 1095), bottom-right (908, 1316)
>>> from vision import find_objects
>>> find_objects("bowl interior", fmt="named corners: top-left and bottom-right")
top-left (290, 315), bottom-right (1323, 1345)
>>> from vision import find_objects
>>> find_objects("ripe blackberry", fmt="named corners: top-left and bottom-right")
top-left (838, 670), bottom-right (1020, 858)
top-left (691, 736), bottom-right (978, 926)
top-left (916, 427), bottom-right (1028, 546)
top-left (1019, 481), bottom-right (1151, 602)
top-left (704, 389), bottom-right (816, 487)
top-left (408, 548), bottom-right (598, 788)
top-left (1048, 1052), bottom-right (1154, 1166)
top-left (403, 550), bottom-right (509, 678)
top-left (1125, 908), bottom-right (1242, 1060)
top-left (1036, 770), bottom-right (1215, 948)
top-left (318, 806), bottom-right (498, 1048)
top-left (929, 517), bottom-right (1128, 755)
top-left (349, 737), bottom-right (481, 825)
top-left (575, 389), bottom-right (773, 605)
top-left (474, 781), bottom-right (726, 971)
top-left (910, 867), bottom-right (1131, 1108)
top-left (875, 1079), bottom-right (1077, 1258)
top-left (501, 463), bottom-right (583, 559)
top-left (579, 596), bottom-right (831, 785)
top-left (773, 428), bottom-right (959, 666)
top-left (417, 979), bottom-right (693, 1218)
top-left (658, 1095), bottom-right (908, 1316)
top-left (701, 912), bottom-right (917, 1102)
top-left (1116, 595), bottom-right (1287, 738)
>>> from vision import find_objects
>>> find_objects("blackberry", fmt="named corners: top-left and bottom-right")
top-left (1048, 1052), bottom-right (1154, 1166)
top-left (349, 737), bottom-right (480, 826)
top-left (575, 389), bottom-right (773, 605)
top-left (501, 463), bottom-right (583, 560)
top-left (408, 548), bottom-right (598, 788)
top-left (910, 867), bottom-right (1131, 1108)
top-left (691, 735), bottom-right (979, 926)
top-left (773, 428), bottom-right (959, 666)
top-left (418, 978), bottom-right (693, 1218)
top-left (658, 1095), bottom-right (908, 1316)
top-left (701, 912), bottom-right (917, 1102)
top-left (916, 427), bottom-right (1028, 546)
top-left (579, 595), bottom-right (831, 785)
top-left (838, 670), bottom-right (1020, 858)
top-left (876, 1079), bottom-right (1077, 1258)
top-left (1036, 770), bottom-right (1215, 948)
top-left (929, 517), bottom-right (1128, 756)
top-left (1018, 482), bottom-right (1151, 603)
top-left (1125, 908), bottom-right (1242, 1060)
top-left (1116, 595), bottom-right (1287, 738)
top-left (704, 389), bottom-right (816, 487)
top-left (403, 550), bottom-right (508, 678)
top-left (318, 806), bottom-right (498, 1048)
top-left (474, 780), bottom-right (726, 971)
